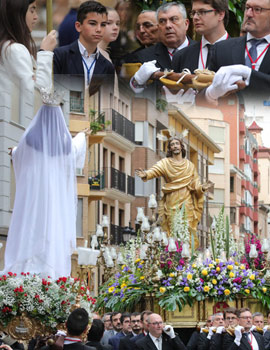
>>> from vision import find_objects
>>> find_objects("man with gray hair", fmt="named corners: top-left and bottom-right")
top-left (253, 312), bottom-right (264, 328)
top-left (135, 10), bottom-right (159, 48)
top-left (198, 313), bottom-right (224, 350)
top-left (129, 2), bottom-right (194, 90)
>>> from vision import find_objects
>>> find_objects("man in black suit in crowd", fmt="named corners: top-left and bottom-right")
top-left (198, 313), bottom-right (224, 350)
top-left (223, 308), bottom-right (265, 350)
top-left (204, 0), bottom-right (270, 102)
top-left (129, 2), bottom-right (194, 92)
top-left (172, 0), bottom-right (229, 74)
top-left (135, 313), bottom-right (186, 350)
top-left (109, 313), bottom-right (132, 350)
top-left (101, 313), bottom-right (122, 346)
top-left (119, 312), bottom-right (142, 350)
top-left (53, 1), bottom-right (114, 93)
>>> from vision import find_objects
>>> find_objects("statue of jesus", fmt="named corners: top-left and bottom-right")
top-left (136, 137), bottom-right (213, 248)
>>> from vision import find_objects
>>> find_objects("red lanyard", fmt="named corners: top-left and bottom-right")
top-left (247, 332), bottom-right (253, 350)
top-left (200, 33), bottom-right (229, 69)
top-left (245, 42), bottom-right (270, 69)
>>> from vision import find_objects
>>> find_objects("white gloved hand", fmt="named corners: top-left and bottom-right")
top-left (217, 65), bottom-right (251, 85)
top-left (250, 325), bottom-right (257, 332)
top-left (163, 325), bottom-right (175, 338)
top-left (207, 327), bottom-right (215, 339)
top-left (234, 325), bottom-right (244, 342)
top-left (134, 60), bottom-right (160, 85)
top-left (216, 326), bottom-right (225, 334)
top-left (206, 70), bottom-right (243, 101)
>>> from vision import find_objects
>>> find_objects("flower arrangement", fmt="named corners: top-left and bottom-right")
top-left (0, 273), bottom-right (96, 329)
top-left (242, 236), bottom-right (265, 270)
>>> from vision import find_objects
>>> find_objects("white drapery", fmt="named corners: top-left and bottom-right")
top-left (2, 105), bottom-right (86, 278)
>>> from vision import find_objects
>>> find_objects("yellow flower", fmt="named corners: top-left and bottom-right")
top-left (204, 286), bottom-right (210, 292)
top-left (215, 259), bottom-right (220, 263)
top-left (184, 286), bottom-right (190, 292)
top-left (249, 274), bottom-right (255, 280)
top-left (209, 264), bottom-right (214, 268)
top-left (121, 283), bottom-right (127, 289)
top-left (263, 287), bottom-right (267, 293)
top-left (187, 273), bottom-right (193, 280)
top-left (141, 260), bottom-right (145, 264)
top-left (169, 273), bottom-right (175, 278)
top-left (229, 272), bottom-right (235, 278)
top-left (235, 261), bottom-right (239, 266)
top-left (224, 289), bottom-right (230, 296)
top-left (134, 287), bottom-right (140, 290)
top-left (202, 269), bottom-right (208, 276)
top-left (240, 264), bottom-right (246, 270)
top-left (160, 287), bottom-right (166, 293)
top-left (135, 259), bottom-right (141, 263)
top-left (212, 279), bottom-right (217, 285)
top-left (216, 267), bottom-right (221, 272)
top-left (140, 276), bottom-right (145, 280)
top-left (192, 263), bottom-right (197, 268)
top-left (227, 265), bottom-right (233, 270)
top-left (245, 289), bottom-right (250, 294)
top-left (108, 286), bottom-right (115, 293)
top-left (121, 265), bottom-right (126, 270)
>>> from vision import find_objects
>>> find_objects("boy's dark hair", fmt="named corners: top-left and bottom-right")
top-left (120, 312), bottom-right (131, 324)
top-left (77, 1), bottom-right (107, 24)
top-left (87, 319), bottom-right (104, 342)
top-left (191, 0), bottom-right (229, 26)
top-left (66, 308), bottom-right (89, 336)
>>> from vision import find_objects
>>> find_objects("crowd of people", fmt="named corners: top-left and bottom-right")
top-left (1, 308), bottom-right (270, 350)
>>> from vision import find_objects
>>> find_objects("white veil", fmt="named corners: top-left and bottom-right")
top-left (2, 105), bottom-right (85, 278)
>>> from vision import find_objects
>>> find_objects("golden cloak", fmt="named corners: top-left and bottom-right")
top-left (145, 157), bottom-right (204, 237)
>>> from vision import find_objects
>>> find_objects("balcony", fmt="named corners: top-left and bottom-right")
top-left (102, 109), bottom-right (136, 152)
top-left (239, 118), bottom-right (245, 134)
top-left (88, 168), bottom-right (135, 202)
top-left (110, 224), bottom-right (124, 245)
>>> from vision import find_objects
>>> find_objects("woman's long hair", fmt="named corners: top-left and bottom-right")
top-left (0, 0), bottom-right (36, 58)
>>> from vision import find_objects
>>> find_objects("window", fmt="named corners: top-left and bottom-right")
top-left (210, 189), bottom-right (225, 205)
top-left (209, 126), bottom-right (225, 143)
top-left (135, 122), bottom-right (144, 145)
top-left (245, 190), bottom-right (253, 206)
top-left (70, 91), bottom-right (84, 113)
top-left (230, 176), bottom-right (234, 193)
top-left (230, 207), bottom-right (236, 224)
top-left (76, 198), bottom-right (83, 237)
top-left (244, 163), bottom-right (252, 182)
top-left (209, 158), bottom-right (224, 174)
top-left (148, 124), bottom-right (154, 150)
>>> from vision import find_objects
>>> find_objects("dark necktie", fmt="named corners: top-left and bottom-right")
top-left (205, 44), bottom-right (214, 68)
top-left (245, 38), bottom-right (267, 68)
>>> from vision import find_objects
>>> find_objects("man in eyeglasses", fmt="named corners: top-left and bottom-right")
top-left (119, 312), bottom-right (143, 350)
top-left (135, 313), bottom-right (186, 350)
top-left (223, 308), bottom-right (265, 350)
top-left (135, 11), bottom-right (159, 49)
top-left (204, 0), bottom-right (270, 102)
top-left (172, 0), bottom-right (229, 74)
top-left (209, 308), bottom-right (238, 350)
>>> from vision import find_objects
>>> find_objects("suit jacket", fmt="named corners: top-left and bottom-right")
top-left (209, 333), bottom-right (223, 350)
top-left (54, 40), bottom-right (115, 76)
top-left (186, 330), bottom-right (199, 350)
top-left (264, 329), bottom-right (270, 350)
top-left (135, 333), bottom-right (186, 350)
top-left (125, 39), bottom-right (195, 70)
top-left (197, 332), bottom-right (210, 350)
top-left (131, 334), bottom-right (145, 344)
top-left (41, 343), bottom-right (96, 350)
top-left (119, 333), bottom-right (135, 350)
top-left (172, 41), bottom-right (200, 73)
top-left (208, 35), bottom-right (270, 96)
top-left (109, 332), bottom-right (129, 350)
top-left (222, 331), bottom-right (265, 350)
top-left (101, 331), bottom-right (117, 347)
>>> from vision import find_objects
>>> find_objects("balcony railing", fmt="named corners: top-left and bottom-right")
top-left (89, 168), bottom-right (135, 196)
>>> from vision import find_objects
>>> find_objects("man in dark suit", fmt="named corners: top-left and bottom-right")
top-left (135, 313), bottom-right (186, 350)
top-left (53, 1), bottom-right (114, 94)
top-left (129, 2), bottom-right (194, 92)
top-left (101, 312), bottom-right (122, 346)
top-left (222, 308), bottom-right (265, 350)
top-left (109, 313), bottom-right (132, 350)
top-left (204, 0), bottom-right (270, 102)
top-left (119, 312), bottom-right (143, 350)
top-left (172, 0), bottom-right (229, 74)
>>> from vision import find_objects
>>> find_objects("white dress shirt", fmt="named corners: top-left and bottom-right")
top-left (245, 33), bottom-right (270, 71)
top-left (78, 40), bottom-right (99, 87)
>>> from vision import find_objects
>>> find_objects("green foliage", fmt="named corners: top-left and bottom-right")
top-left (89, 109), bottom-right (111, 135)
